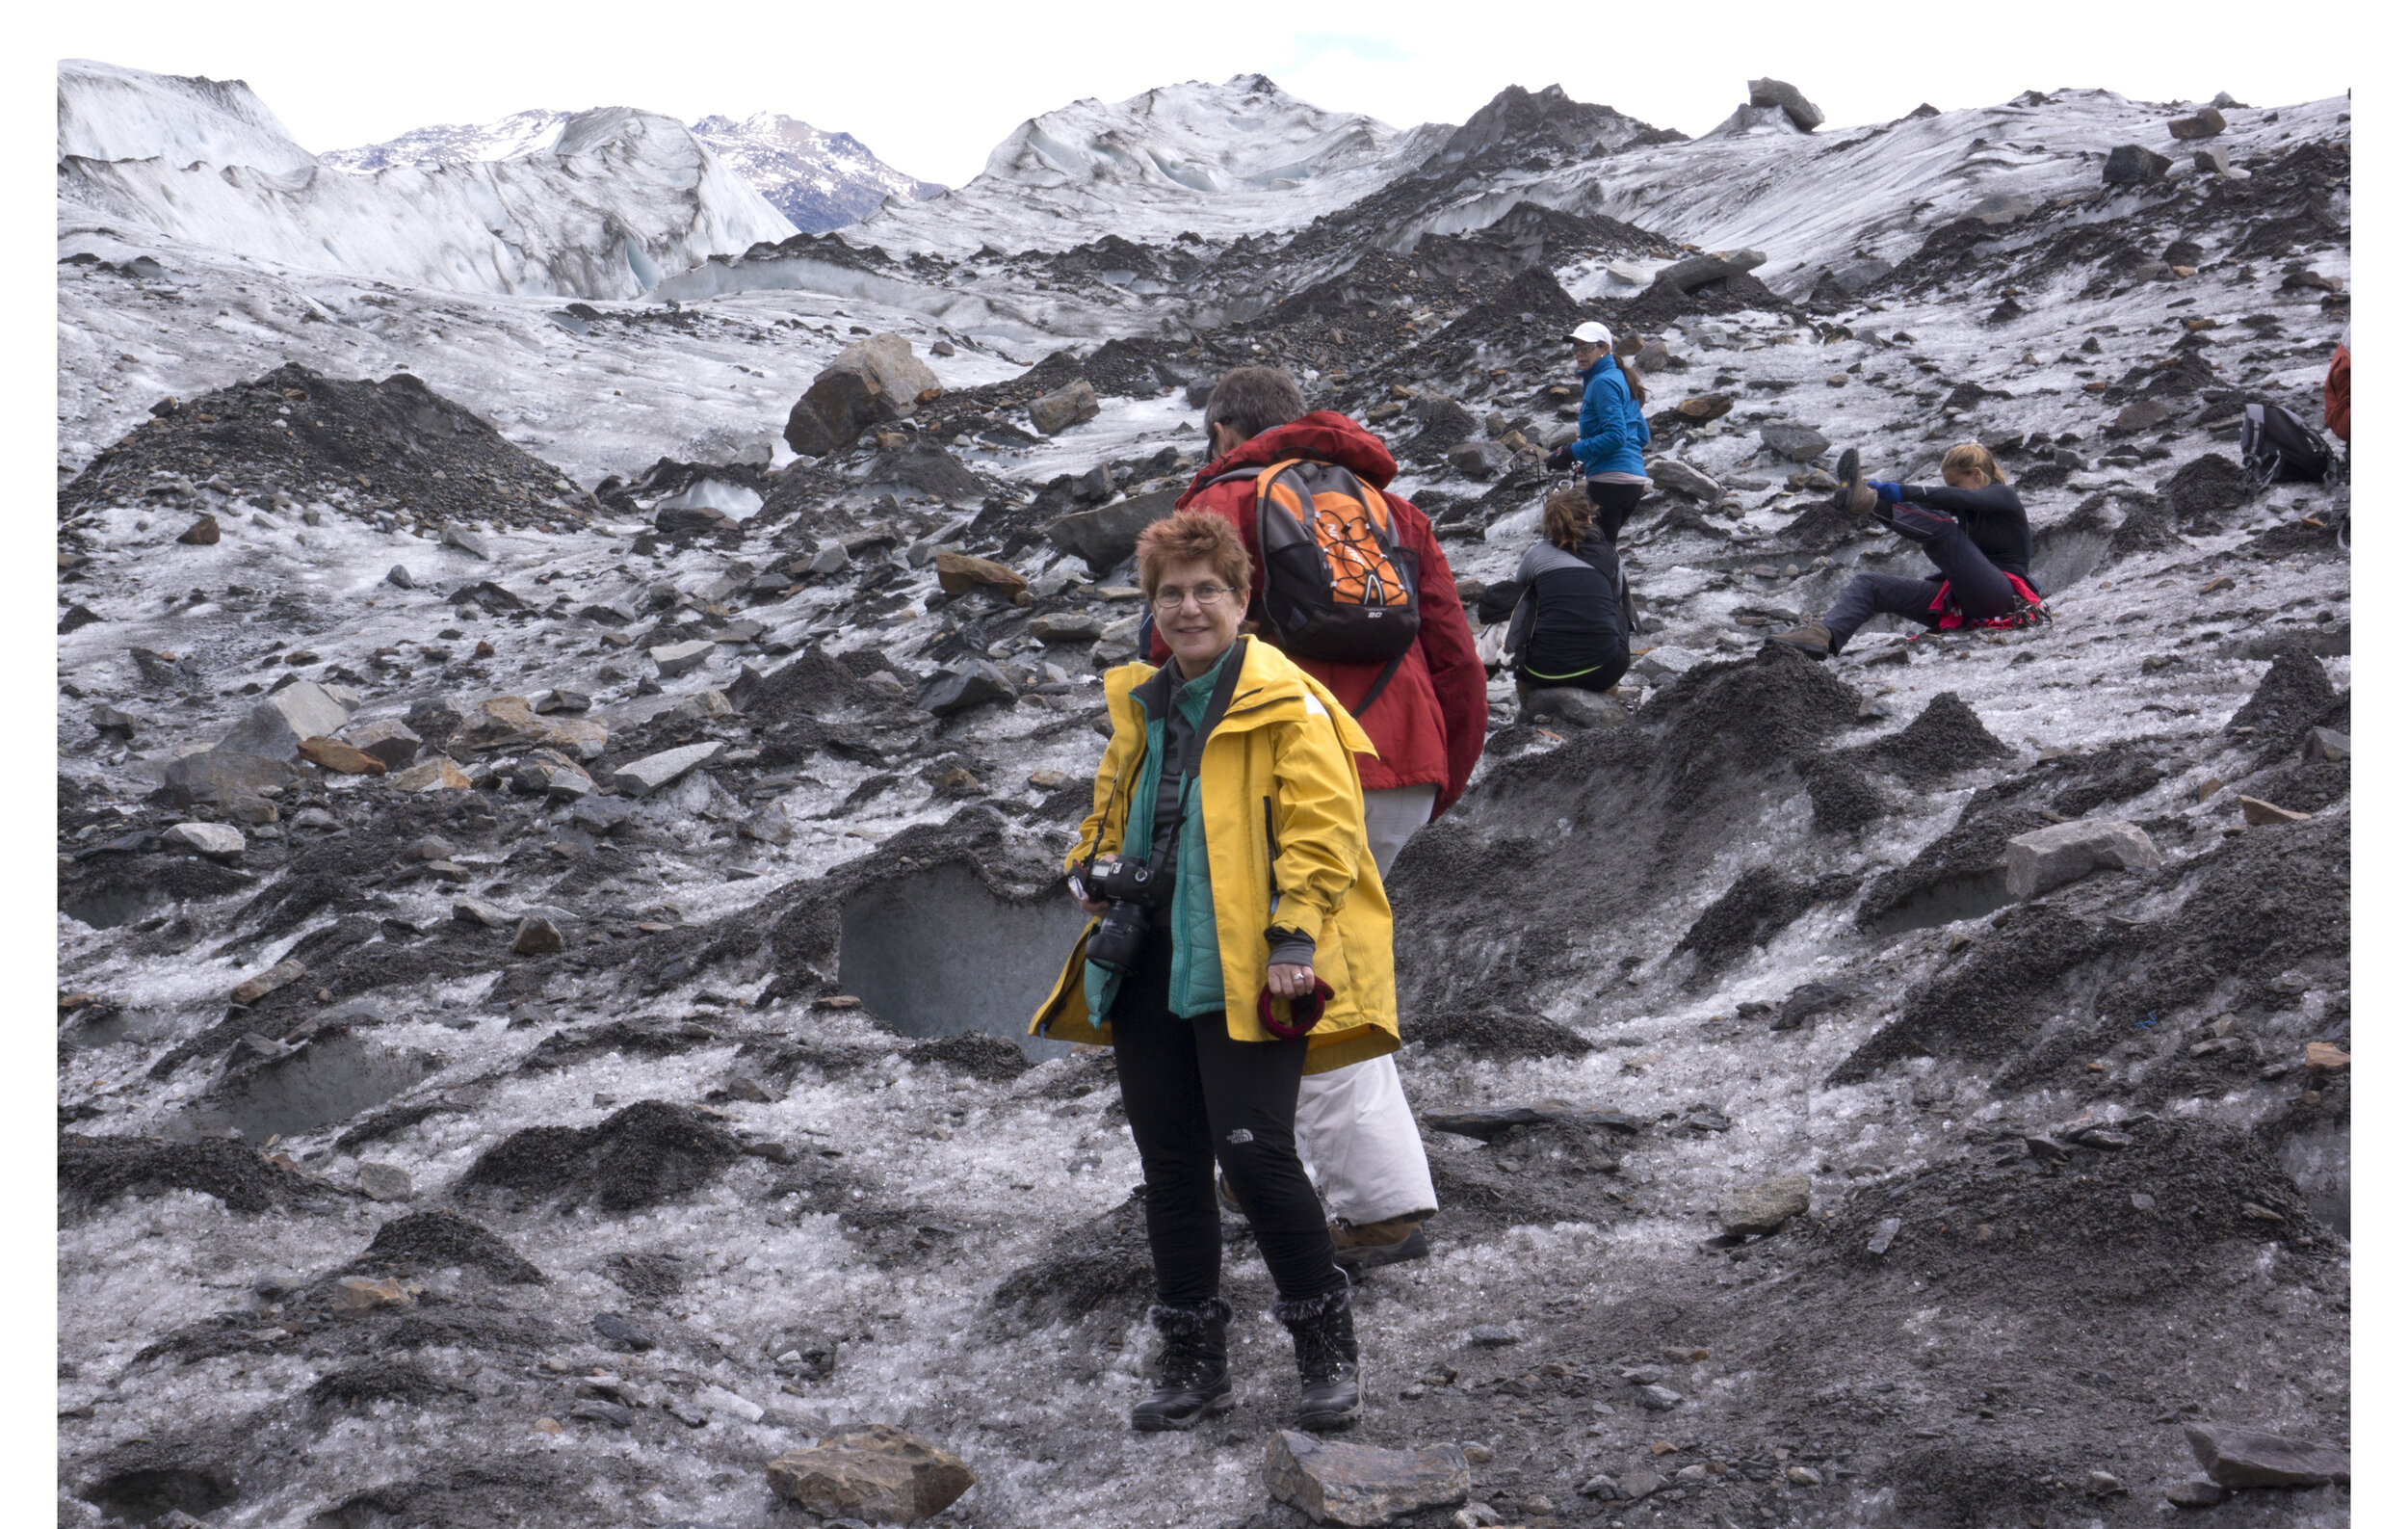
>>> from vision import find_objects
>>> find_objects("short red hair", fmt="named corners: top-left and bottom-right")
top-left (1135, 510), bottom-right (1250, 600)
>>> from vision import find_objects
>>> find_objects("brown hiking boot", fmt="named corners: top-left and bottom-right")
top-left (1329, 1216), bottom-right (1429, 1270)
top-left (1832, 447), bottom-right (1878, 516)
top-left (1772, 622), bottom-right (1837, 660)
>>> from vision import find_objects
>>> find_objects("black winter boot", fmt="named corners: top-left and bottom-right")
top-left (1273, 1285), bottom-right (1362, 1431)
top-left (1131, 1298), bottom-right (1234, 1432)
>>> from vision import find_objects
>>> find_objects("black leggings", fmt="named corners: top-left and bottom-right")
top-left (1110, 932), bottom-right (1343, 1306)
top-left (1584, 480), bottom-right (1646, 544)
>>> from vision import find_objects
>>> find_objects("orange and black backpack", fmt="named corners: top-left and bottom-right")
top-left (1205, 458), bottom-right (1421, 673)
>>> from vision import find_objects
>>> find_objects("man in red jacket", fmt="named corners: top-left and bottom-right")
top-left (1154, 366), bottom-right (1488, 1268)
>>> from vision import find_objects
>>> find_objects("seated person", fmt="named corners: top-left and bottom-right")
top-left (1503, 487), bottom-right (1631, 694)
top-left (1776, 443), bottom-right (2044, 658)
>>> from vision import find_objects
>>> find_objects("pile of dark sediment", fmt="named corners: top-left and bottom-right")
top-left (58, 363), bottom-right (591, 532)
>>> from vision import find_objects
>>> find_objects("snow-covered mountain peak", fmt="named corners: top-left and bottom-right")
top-left (688, 113), bottom-right (941, 233)
top-left (57, 56), bottom-right (318, 173)
top-left (853, 73), bottom-right (1448, 257)
top-left (59, 63), bottom-right (794, 299)
top-left (318, 109), bottom-right (571, 172)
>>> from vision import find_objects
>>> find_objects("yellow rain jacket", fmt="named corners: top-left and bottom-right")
top-left (1030, 638), bottom-right (1400, 1073)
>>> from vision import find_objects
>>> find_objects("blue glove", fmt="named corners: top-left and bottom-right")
top-left (1545, 445), bottom-right (1576, 472)
top-left (1867, 480), bottom-right (1904, 504)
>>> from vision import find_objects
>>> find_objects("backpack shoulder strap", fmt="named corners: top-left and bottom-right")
top-left (1353, 651), bottom-right (1406, 719)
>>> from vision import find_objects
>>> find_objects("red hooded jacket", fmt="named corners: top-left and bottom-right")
top-left (1153, 411), bottom-right (1488, 815)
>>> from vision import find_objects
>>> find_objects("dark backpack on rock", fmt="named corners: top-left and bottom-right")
top-left (2238, 403), bottom-right (2334, 488)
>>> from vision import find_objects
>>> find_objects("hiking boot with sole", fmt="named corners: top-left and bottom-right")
top-left (1274, 1285), bottom-right (1362, 1431)
top-left (1330, 1216), bottom-right (1428, 1271)
top-left (1832, 447), bottom-right (1878, 516)
top-left (1772, 622), bottom-right (1837, 660)
top-left (1131, 1298), bottom-right (1234, 1432)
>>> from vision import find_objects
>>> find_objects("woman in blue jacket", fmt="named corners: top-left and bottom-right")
top-left (1544, 321), bottom-right (1652, 633)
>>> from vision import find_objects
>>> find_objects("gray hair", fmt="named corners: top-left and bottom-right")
top-left (1202, 365), bottom-right (1307, 445)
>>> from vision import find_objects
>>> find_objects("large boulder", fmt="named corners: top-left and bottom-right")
top-left (2002, 820), bottom-right (2161, 899)
top-left (1027, 380), bottom-right (1100, 435)
top-left (783, 334), bottom-right (942, 458)
top-left (1263, 1431), bottom-right (1470, 1527)
top-left (1759, 423), bottom-right (1831, 462)
top-left (2183, 1422), bottom-right (2348, 1488)
top-left (1647, 458), bottom-right (1721, 500)
top-left (2104, 145), bottom-right (2173, 186)
top-left (2169, 108), bottom-right (2228, 141)
top-left (1046, 488), bottom-right (1180, 575)
top-left (1718, 1174), bottom-right (1811, 1236)
top-left (767, 1423), bottom-right (975, 1523)
top-left (216, 680), bottom-right (356, 760)
top-left (1652, 249), bottom-right (1767, 296)
top-left (1748, 78), bottom-right (1824, 131)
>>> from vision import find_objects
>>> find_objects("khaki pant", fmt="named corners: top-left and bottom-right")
top-left (1293, 783), bottom-right (1440, 1225)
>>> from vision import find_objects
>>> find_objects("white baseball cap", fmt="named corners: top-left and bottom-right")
top-left (1566, 321), bottom-right (1614, 347)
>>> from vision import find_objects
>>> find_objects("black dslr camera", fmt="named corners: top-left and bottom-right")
top-left (1077, 856), bottom-right (1168, 974)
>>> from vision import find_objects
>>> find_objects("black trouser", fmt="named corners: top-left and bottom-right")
top-left (1110, 931), bottom-right (1343, 1306)
top-left (1823, 501), bottom-right (2021, 653)
top-left (1583, 481), bottom-right (1644, 641)
top-left (1583, 480), bottom-right (1646, 544)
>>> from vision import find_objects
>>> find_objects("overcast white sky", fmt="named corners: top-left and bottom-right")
top-left (39, 1), bottom-right (2350, 185)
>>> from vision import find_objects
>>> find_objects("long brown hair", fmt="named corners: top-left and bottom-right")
top-left (1543, 486), bottom-right (1594, 549)
top-left (1615, 353), bottom-right (1649, 407)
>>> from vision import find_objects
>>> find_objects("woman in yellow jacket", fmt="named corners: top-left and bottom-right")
top-left (1031, 510), bottom-right (1399, 1436)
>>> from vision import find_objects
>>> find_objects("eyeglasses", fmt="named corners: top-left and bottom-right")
top-left (1150, 583), bottom-right (1238, 613)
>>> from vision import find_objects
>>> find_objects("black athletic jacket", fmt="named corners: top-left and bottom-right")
top-left (1898, 482), bottom-right (2031, 578)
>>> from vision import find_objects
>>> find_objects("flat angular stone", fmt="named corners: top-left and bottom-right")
top-left (357, 1163), bottom-right (412, 1201)
top-left (163, 822), bottom-right (246, 859)
top-left (1647, 459), bottom-right (1720, 500)
top-left (766, 1423), bottom-right (975, 1522)
top-left (570, 796), bottom-right (638, 833)
top-left (453, 896), bottom-right (513, 928)
top-left (1045, 488), bottom-right (1180, 575)
top-left (918, 660), bottom-right (1017, 718)
top-left (389, 757), bottom-right (474, 793)
top-left (232, 959), bottom-right (305, 1006)
top-left (298, 736), bottom-right (387, 776)
top-left (218, 680), bottom-right (356, 759)
top-left (1619, 1469), bottom-right (1669, 1500)
top-left (2168, 108), bottom-right (2228, 140)
top-left (650, 640), bottom-right (716, 678)
top-left (458, 696), bottom-right (610, 760)
top-left (512, 917), bottom-right (566, 956)
top-left (2184, 1422), bottom-right (2348, 1488)
top-left (1263, 1430), bottom-right (1470, 1527)
top-left (442, 524), bottom-right (491, 559)
top-left (1718, 1174), bottom-right (1811, 1236)
top-left (2002, 819), bottom-right (2161, 898)
top-left (934, 550), bottom-right (1030, 602)
top-left (1631, 646), bottom-right (1707, 683)
top-left (610, 741), bottom-right (727, 798)
top-left (1029, 612), bottom-right (1106, 644)
top-left (341, 718), bottom-right (423, 769)
top-left (1027, 380), bottom-right (1100, 435)
top-left (1635, 1384), bottom-right (1685, 1411)
top-left (1759, 422), bottom-right (1830, 462)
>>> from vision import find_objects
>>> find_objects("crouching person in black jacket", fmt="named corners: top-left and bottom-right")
top-left (1775, 443), bottom-right (2046, 658)
top-left (1504, 487), bottom-right (1631, 696)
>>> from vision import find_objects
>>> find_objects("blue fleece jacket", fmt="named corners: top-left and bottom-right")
top-left (1571, 356), bottom-right (1651, 477)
